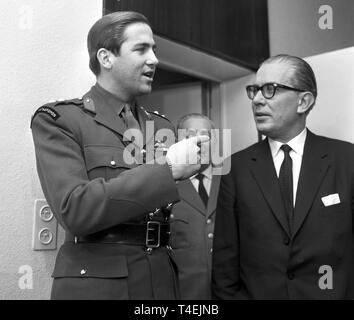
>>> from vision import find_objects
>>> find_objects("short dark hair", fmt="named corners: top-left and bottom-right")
top-left (261, 54), bottom-right (318, 103)
top-left (87, 11), bottom-right (150, 76)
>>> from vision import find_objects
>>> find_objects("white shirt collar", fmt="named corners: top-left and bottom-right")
top-left (268, 128), bottom-right (307, 158)
top-left (190, 165), bottom-right (212, 181)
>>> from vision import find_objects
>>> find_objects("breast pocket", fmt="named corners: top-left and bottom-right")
top-left (84, 145), bottom-right (137, 181)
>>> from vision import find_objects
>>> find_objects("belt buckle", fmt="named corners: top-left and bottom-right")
top-left (146, 221), bottom-right (160, 248)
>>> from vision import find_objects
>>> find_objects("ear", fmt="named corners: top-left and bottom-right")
top-left (297, 92), bottom-right (315, 114)
top-left (96, 48), bottom-right (113, 71)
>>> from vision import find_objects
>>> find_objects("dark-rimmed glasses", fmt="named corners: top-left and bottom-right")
top-left (246, 83), bottom-right (306, 100)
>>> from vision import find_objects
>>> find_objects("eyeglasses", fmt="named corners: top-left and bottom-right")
top-left (246, 83), bottom-right (306, 100)
top-left (184, 128), bottom-right (211, 138)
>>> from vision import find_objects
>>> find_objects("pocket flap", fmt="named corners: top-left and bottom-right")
top-left (52, 243), bottom-right (128, 278)
top-left (84, 145), bottom-right (135, 171)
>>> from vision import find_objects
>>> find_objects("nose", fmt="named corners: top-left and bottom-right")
top-left (146, 49), bottom-right (159, 67)
top-left (252, 88), bottom-right (265, 105)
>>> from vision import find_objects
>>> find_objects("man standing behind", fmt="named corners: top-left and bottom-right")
top-left (31, 11), bottom-right (208, 300)
top-left (212, 54), bottom-right (354, 299)
top-left (170, 114), bottom-right (221, 299)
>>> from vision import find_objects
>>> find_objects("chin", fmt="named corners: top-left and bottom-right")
top-left (138, 87), bottom-right (152, 96)
top-left (256, 123), bottom-right (268, 134)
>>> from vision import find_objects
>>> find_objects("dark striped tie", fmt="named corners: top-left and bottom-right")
top-left (121, 103), bottom-right (140, 131)
top-left (279, 144), bottom-right (294, 231)
top-left (196, 173), bottom-right (208, 208)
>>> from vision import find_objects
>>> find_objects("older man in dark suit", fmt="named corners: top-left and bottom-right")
top-left (212, 54), bottom-right (354, 299)
top-left (170, 113), bottom-right (221, 299)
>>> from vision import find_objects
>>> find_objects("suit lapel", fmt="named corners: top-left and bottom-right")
top-left (94, 107), bottom-right (127, 138)
top-left (137, 106), bottom-right (153, 146)
top-left (178, 179), bottom-right (206, 215)
top-left (292, 131), bottom-right (330, 237)
top-left (250, 139), bottom-right (291, 237)
top-left (83, 86), bottom-right (146, 151)
top-left (83, 87), bottom-right (127, 138)
top-left (206, 174), bottom-right (221, 218)
top-left (138, 107), bottom-right (156, 149)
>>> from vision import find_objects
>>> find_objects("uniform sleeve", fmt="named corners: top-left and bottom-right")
top-left (31, 108), bottom-right (180, 236)
top-left (211, 166), bottom-right (240, 299)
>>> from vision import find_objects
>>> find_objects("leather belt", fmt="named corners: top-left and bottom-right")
top-left (65, 222), bottom-right (170, 248)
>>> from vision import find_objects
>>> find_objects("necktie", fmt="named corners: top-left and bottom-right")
top-left (196, 173), bottom-right (208, 208)
top-left (278, 144), bottom-right (294, 231)
top-left (121, 103), bottom-right (141, 131)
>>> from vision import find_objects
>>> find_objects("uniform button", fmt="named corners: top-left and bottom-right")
top-left (206, 219), bottom-right (212, 224)
top-left (208, 233), bottom-right (213, 239)
top-left (287, 272), bottom-right (295, 280)
top-left (210, 248), bottom-right (213, 253)
top-left (110, 160), bottom-right (116, 166)
top-left (80, 269), bottom-right (87, 275)
top-left (170, 213), bottom-right (174, 219)
top-left (85, 98), bottom-right (91, 103)
top-left (283, 237), bottom-right (290, 246)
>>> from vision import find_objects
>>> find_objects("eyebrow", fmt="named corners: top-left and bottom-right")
top-left (133, 42), bottom-right (157, 50)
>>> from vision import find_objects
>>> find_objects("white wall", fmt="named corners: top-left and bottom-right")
top-left (220, 74), bottom-right (258, 154)
top-left (306, 47), bottom-right (354, 143)
top-left (0, 0), bottom-right (101, 299)
top-left (268, 0), bottom-right (354, 57)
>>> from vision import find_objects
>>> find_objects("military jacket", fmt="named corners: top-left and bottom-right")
top-left (31, 83), bottom-right (180, 299)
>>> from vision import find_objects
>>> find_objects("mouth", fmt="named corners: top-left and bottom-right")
top-left (142, 70), bottom-right (155, 81)
top-left (254, 113), bottom-right (271, 121)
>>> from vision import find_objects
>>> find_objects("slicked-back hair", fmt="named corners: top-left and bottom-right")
top-left (261, 54), bottom-right (318, 103)
top-left (87, 11), bottom-right (150, 76)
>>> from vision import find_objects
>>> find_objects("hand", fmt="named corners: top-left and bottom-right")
top-left (166, 135), bottom-right (210, 180)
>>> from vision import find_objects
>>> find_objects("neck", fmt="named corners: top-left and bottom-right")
top-left (269, 125), bottom-right (306, 143)
top-left (97, 76), bottom-right (132, 103)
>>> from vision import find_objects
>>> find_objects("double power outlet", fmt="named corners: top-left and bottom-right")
top-left (32, 199), bottom-right (58, 250)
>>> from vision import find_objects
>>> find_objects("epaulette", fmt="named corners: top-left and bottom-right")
top-left (46, 98), bottom-right (83, 108)
top-left (30, 98), bottom-right (83, 128)
top-left (147, 109), bottom-right (170, 122)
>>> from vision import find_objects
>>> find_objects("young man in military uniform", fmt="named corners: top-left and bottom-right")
top-left (31, 11), bottom-right (208, 300)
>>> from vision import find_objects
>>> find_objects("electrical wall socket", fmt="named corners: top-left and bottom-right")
top-left (32, 199), bottom-right (58, 251)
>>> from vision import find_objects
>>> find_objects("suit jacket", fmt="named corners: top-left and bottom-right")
top-left (212, 130), bottom-right (354, 299)
top-left (31, 83), bottom-right (180, 300)
top-left (170, 173), bottom-right (221, 299)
